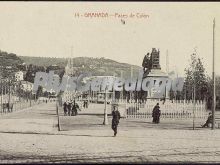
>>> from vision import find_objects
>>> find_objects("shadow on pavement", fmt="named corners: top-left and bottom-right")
top-left (39, 113), bottom-right (58, 116)
top-left (0, 131), bottom-right (116, 138)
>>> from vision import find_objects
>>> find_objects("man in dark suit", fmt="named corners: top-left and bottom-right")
top-left (112, 104), bottom-right (121, 137)
top-left (202, 112), bottom-right (213, 128)
top-left (63, 101), bottom-right (68, 116)
top-left (152, 103), bottom-right (160, 123)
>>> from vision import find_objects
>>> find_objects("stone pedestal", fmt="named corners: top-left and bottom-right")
top-left (143, 69), bottom-right (169, 99)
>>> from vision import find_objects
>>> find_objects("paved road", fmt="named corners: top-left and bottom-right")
top-left (0, 102), bottom-right (57, 133)
top-left (0, 102), bottom-right (220, 163)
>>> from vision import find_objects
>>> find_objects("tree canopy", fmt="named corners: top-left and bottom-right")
top-left (182, 52), bottom-right (209, 100)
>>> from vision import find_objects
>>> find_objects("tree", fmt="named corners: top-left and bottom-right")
top-left (36, 86), bottom-right (43, 99)
top-left (216, 76), bottom-right (220, 109)
top-left (25, 64), bottom-right (46, 83)
top-left (216, 76), bottom-right (220, 97)
top-left (182, 52), bottom-right (209, 101)
top-left (0, 50), bottom-right (23, 79)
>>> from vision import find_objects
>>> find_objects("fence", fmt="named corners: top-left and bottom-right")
top-left (115, 99), bottom-right (207, 119)
top-left (58, 93), bottom-right (208, 119)
top-left (38, 98), bottom-right (58, 103)
top-left (0, 98), bottom-right (40, 114)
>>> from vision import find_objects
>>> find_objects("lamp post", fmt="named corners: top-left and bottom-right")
top-left (0, 80), bottom-right (3, 113)
top-left (103, 87), bottom-right (108, 125)
top-left (0, 53), bottom-right (3, 113)
top-left (212, 18), bottom-right (216, 130)
top-left (8, 79), bottom-right (11, 107)
top-left (192, 53), bottom-right (196, 130)
top-left (112, 73), bottom-right (116, 102)
top-left (193, 82), bottom-right (196, 130)
top-left (130, 67), bottom-right (133, 103)
top-left (120, 70), bottom-right (123, 101)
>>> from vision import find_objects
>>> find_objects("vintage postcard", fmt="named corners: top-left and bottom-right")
top-left (0, 1), bottom-right (220, 164)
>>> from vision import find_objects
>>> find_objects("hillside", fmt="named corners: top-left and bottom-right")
top-left (0, 51), bottom-right (23, 78)
top-left (19, 56), bottom-right (66, 67)
top-left (19, 56), bottom-right (142, 78)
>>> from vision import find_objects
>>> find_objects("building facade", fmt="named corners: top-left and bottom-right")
top-left (20, 80), bottom-right (33, 92)
top-left (15, 71), bottom-right (24, 81)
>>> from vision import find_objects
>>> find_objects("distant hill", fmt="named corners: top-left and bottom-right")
top-left (19, 56), bottom-right (142, 78)
top-left (19, 56), bottom-right (66, 67)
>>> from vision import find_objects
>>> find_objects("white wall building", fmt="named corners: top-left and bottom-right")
top-left (15, 71), bottom-right (24, 81)
top-left (20, 81), bottom-right (33, 92)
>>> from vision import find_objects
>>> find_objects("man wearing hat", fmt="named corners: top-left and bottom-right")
top-left (112, 103), bottom-right (121, 137)
top-left (63, 101), bottom-right (68, 116)
top-left (202, 112), bottom-right (213, 128)
top-left (152, 103), bottom-right (160, 123)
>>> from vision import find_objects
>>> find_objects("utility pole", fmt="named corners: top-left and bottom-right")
top-left (165, 50), bottom-right (169, 102)
top-left (166, 50), bottom-right (169, 74)
top-left (70, 46), bottom-right (73, 62)
top-left (193, 80), bottom-right (196, 130)
top-left (8, 80), bottom-right (11, 106)
top-left (192, 52), bottom-right (196, 130)
top-left (212, 18), bottom-right (216, 130)
top-left (120, 70), bottom-right (123, 101)
top-left (112, 73), bottom-right (116, 102)
top-left (1, 80), bottom-right (3, 113)
top-left (0, 54), bottom-right (3, 113)
top-left (130, 66), bottom-right (133, 102)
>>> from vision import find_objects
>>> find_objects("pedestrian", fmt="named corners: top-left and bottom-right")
top-left (112, 104), bottom-right (121, 137)
top-left (75, 101), bottom-right (81, 115)
top-left (71, 100), bottom-right (81, 116)
top-left (155, 105), bottom-right (161, 124)
top-left (83, 100), bottom-right (86, 109)
top-left (67, 102), bottom-right (72, 116)
top-left (71, 103), bottom-right (76, 116)
top-left (63, 101), bottom-right (68, 116)
top-left (202, 112), bottom-right (213, 128)
top-left (152, 103), bottom-right (160, 123)
top-left (85, 100), bottom-right (89, 108)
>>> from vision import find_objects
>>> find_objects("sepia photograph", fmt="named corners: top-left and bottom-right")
top-left (0, 1), bottom-right (220, 164)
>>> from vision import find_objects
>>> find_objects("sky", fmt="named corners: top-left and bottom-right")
top-left (0, 2), bottom-right (220, 77)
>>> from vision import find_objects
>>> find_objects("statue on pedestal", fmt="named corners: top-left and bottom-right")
top-left (142, 53), bottom-right (152, 74)
top-left (142, 48), bottom-right (161, 75)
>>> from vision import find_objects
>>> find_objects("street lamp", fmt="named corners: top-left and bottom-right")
top-left (0, 53), bottom-right (3, 113)
top-left (212, 18), bottom-right (216, 130)
top-left (192, 53), bottom-right (196, 130)
top-left (0, 80), bottom-right (3, 113)
top-left (103, 87), bottom-right (108, 125)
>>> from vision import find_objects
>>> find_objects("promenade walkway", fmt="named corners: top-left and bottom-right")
top-left (0, 102), bottom-right (220, 163)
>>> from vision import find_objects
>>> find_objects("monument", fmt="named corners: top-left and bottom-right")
top-left (63, 58), bottom-right (81, 102)
top-left (142, 48), bottom-right (169, 99)
top-left (65, 58), bottom-right (78, 76)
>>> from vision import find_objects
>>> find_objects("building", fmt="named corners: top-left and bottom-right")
top-left (63, 62), bottom-right (117, 102)
top-left (82, 75), bottom-right (116, 103)
top-left (64, 58), bottom-right (80, 76)
top-left (20, 80), bottom-right (33, 92)
top-left (15, 71), bottom-right (24, 81)
top-left (63, 58), bottom-right (79, 102)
